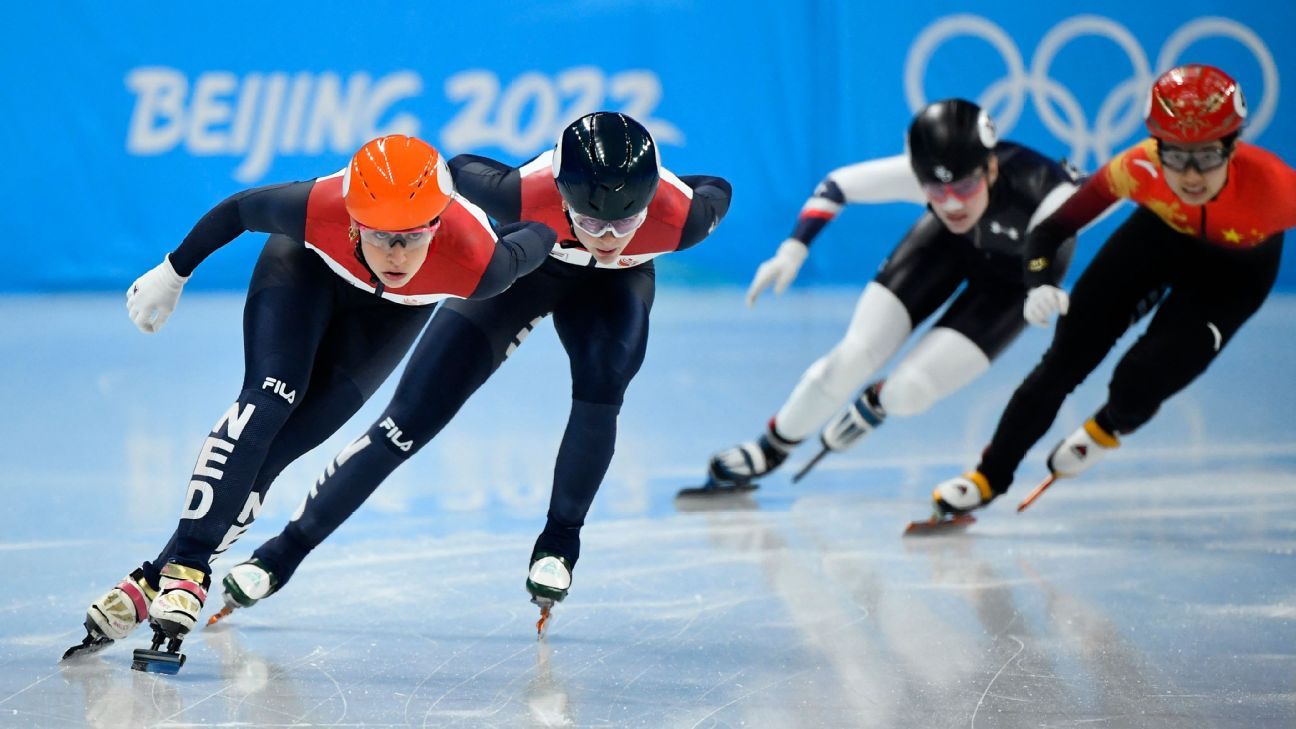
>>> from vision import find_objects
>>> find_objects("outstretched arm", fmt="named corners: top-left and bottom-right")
top-left (467, 221), bottom-right (557, 300)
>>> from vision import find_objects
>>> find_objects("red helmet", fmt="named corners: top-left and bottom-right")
top-left (1144, 64), bottom-right (1247, 144)
top-left (343, 135), bottom-right (454, 231)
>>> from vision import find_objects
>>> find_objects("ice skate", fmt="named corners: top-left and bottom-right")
top-left (207, 558), bottom-right (279, 627)
top-left (1018, 419), bottom-right (1120, 512)
top-left (62, 568), bottom-right (158, 661)
top-left (676, 427), bottom-right (798, 498)
top-left (526, 552), bottom-right (572, 638)
top-left (131, 563), bottom-right (210, 674)
top-left (793, 383), bottom-right (885, 483)
top-left (904, 471), bottom-right (992, 536)
top-left (1047, 419), bottom-right (1119, 479)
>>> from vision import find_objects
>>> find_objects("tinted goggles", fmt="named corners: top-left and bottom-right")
top-left (920, 171), bottom-right (987, 202)
top-left (570, 209), bottom-right (648, 238)
top-left (356, 219), bottom-right (441, 249)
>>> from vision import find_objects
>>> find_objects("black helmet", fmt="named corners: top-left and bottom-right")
top-left (552, 112), bottom-right (660, 219)
top-left (906, 99), bottom-right (997, 185)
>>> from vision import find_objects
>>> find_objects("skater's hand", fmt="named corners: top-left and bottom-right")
top-left (745, 238), bottom-right (808, 308)
top-left (1023, 285), bottom-right (1069, 328)
top-left (126, 256), bottom-right (189, 333)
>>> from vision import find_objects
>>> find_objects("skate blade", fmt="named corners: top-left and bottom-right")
top-left (535, 603), bottom-right (553, 639)
top-left (131, 648), bottom-right (186, 674)
top-left (1016, 474), bottom-right (1057, 513)
top-left (205, 605), bottom-right (235, 628)
top-left (61, 635), bottom-right (113, 661)
top-left (675, 482), bottom-right (758, 499)
top-left (903, 513), bottom-right (977, 536)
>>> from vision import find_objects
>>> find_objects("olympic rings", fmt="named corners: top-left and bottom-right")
top-left (904, 14), bottom-right (1277, 167)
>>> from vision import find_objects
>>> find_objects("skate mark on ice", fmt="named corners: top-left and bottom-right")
top-left (0, 671), bottom-right (57, 708)
top-left (152, 643), bottom-right (347, 724)
top-left (402, 615), bottom-right (518, 726)
top-left (295, 657), bottom-right (349, 726)
top-left (421, 642), bottom-right (533, 727)
top-left (969, 634), bottom-right (1025, 729)
top-left (227, 645), bottom-right (348, 725)
top-left (686, 666), bottom-right (814, 729)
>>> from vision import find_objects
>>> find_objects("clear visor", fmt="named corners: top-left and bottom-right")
top-left (570, 209), bottom-right (648, 238)
top-left (1159, 145), bottom-right (1229, 173)
top-left (921, 171), bottom-right (987, 202)
top-left (356, 219), bottom-right (441, 250)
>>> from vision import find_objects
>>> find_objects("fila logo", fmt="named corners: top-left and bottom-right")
top-left (262, 377), bottom-right (296, 404)
top-left (379, 416), bottom-right (414, 452)
top-left (989, 221), bottom-right (1019, 240)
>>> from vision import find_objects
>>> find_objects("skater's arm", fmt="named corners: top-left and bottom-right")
top-left (467, 221), bottom-right (557, 300)
top-left (789, 155), bottom-right (925, 247)
top-left (168, 182), bottom-right (314, 277)
top-left (676, 175), bottom-right (733, 250)
top-left (448, 154), bottom-right (523, 225)
top-left (1024, 175), bottom-right (1118, 287)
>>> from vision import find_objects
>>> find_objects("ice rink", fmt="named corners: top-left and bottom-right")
top-left (1, 288), bottom-right (1293, 728)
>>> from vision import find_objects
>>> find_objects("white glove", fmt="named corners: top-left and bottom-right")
top-left (126, 256), bottom-right (189, 333)
top-left (1023, 285), bottom-right (1070, 328)
top-left (745, 239), bottom-right (808, 307)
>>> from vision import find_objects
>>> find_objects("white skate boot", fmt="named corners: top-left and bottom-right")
top-left (526, 552), bottom-right (573, 638)
top-left (63, 568), bottom-right (159, 660)
top-left (933, 471), bottom-right (994, 515)
top-left (793, 383), bottom-right (885, 483)
top-left (132, 563), bottom-right (211, 674)
top-left (1047, 419), bottom-right (1119, 478)
top-left (208, 558), bottom-right (279, 626)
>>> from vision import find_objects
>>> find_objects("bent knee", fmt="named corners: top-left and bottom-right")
top-left (878, 371), bottom-right (939, 417)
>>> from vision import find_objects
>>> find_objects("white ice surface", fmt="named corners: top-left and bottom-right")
top-left (0, 290), bottom-right (1293, 728)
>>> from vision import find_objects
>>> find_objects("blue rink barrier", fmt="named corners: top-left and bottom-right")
top-left (6, 2), bottom-right (1293, 291)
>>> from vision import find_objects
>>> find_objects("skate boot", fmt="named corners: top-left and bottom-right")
top-left (794, 383), bottom-right (886, 483)
top-left (63, 568), bottom-right (159, 660)
top-left (1047, 418), bottom-right (1119, 479)
top-left (903, 471), bottom-right (992, 535)
top-left (207, 558), bottom-right (280, 627)
top-left (677, 424), bottom-right (799, 497)
top-left (526, 552), bottom-right (572, 638)
top-left (932, 471), bottom-right (994, 515)
top-left (132, 563), bottom-right (210, 674)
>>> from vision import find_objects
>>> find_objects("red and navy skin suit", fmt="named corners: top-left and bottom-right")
top-left (140, 170), bottom-right (555, 585)
top-left (246, 151), bottom-right (731, 587)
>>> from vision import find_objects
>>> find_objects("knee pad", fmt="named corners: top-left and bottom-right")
top-left (877, 370), bottom-right (939, 417)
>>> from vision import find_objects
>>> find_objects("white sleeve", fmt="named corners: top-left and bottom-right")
top-left (1026, 181), bottom-right (1079, 232)
top-left (826, 154), bottom-right (927, 205)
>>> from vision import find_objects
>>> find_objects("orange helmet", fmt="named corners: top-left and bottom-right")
top-left (1144, 64), bottom-right (1247, 144)
top-left (343, 135), bottom-right (454, 231)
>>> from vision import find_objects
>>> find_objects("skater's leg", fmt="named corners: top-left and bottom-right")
top-left (251, 271), bottom-right (562, 589)
top-left (974, 210), bottom-right (1171, 493)
top-left (252, 308), bottom-right (497, 586)
top-left (774, 215), bottom-right (964, 440)
top-left (532, 268), bottom-right (653, 570)
top-left (1097, 232), bottom-right (1281, 435)
top-left (166, 237), bottom-right (338, 574)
